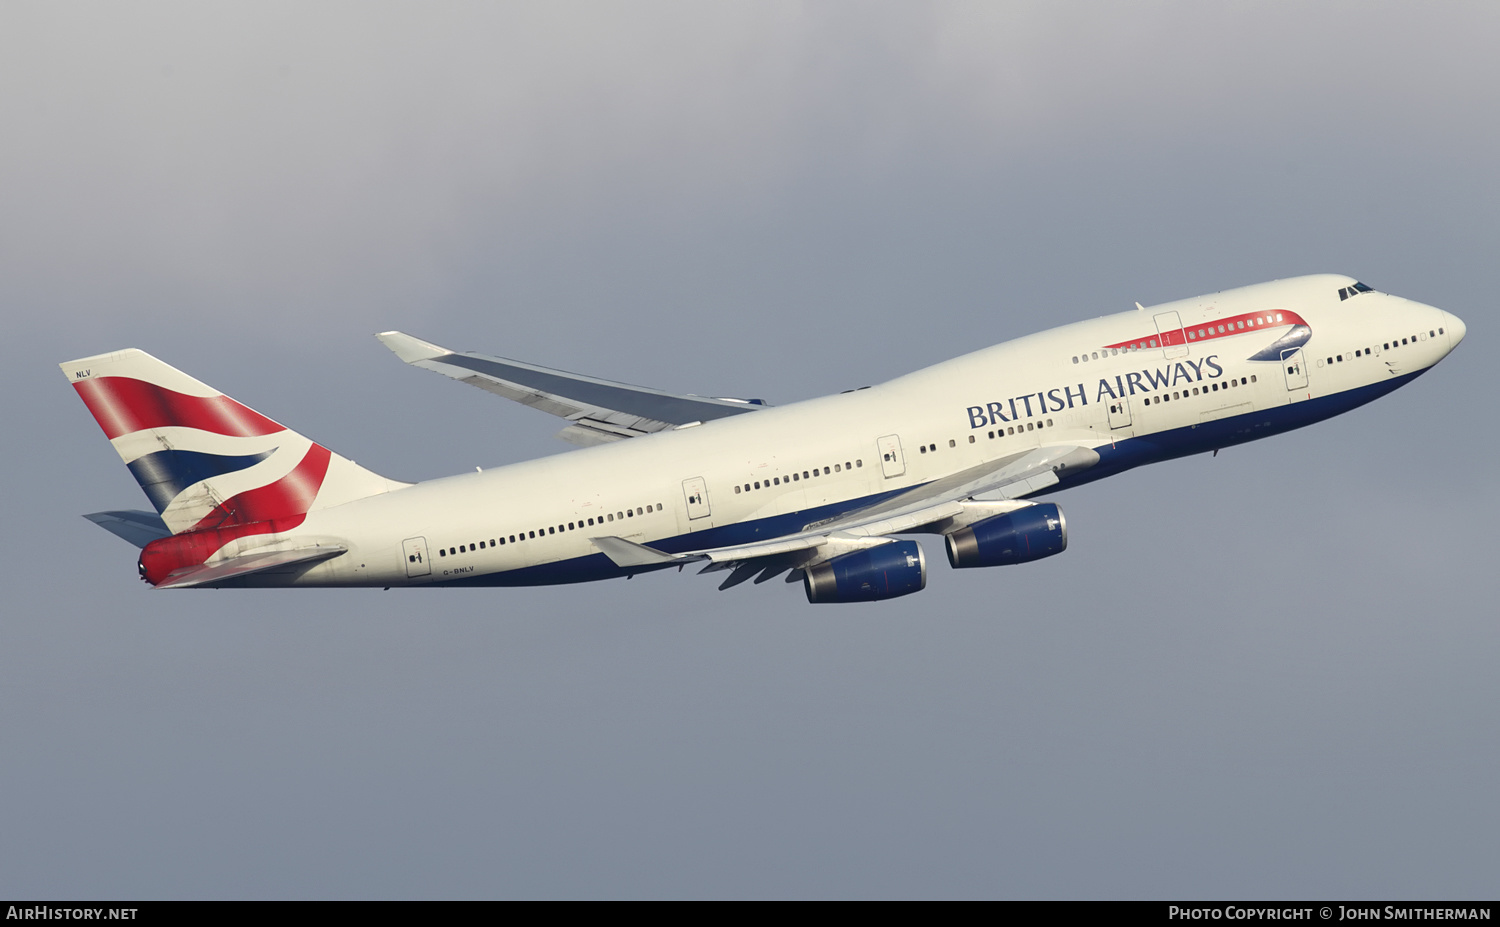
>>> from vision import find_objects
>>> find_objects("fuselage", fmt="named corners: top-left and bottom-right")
top-left (219, 274), bottom-right (1468, 588)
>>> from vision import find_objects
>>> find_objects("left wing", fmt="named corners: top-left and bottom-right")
top-left (591, 443), bottom-right (1100, 587)
top-left (377, 331), bottom-right (768, 446)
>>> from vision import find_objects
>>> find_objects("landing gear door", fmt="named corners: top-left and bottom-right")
top-left (682, 477), bottom-right (712, 520)
top-left (1154, 311), bottom-right (1189, 359)
top-left (877, 434), bottom-right (906, 478)
top-left (1107, 396), bottom-right (1133, 429)
top-left (1281, 348), bottom-right (1308, 391)
top-left (402, 537), bottom-right (431, 578)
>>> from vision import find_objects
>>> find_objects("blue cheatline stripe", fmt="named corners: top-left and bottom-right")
top-left (426, 369), bottom-right (1428, 588)
top-left (126, 448), bottom-right (276, 513)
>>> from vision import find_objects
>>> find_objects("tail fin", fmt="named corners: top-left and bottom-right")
top-left (61, 349), bottom-right (408, 535)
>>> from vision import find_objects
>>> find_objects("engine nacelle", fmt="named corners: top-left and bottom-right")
top-left (804, 540), bottom-right (927, 604)
top-left (944, 503), bottom-right (1067, 569)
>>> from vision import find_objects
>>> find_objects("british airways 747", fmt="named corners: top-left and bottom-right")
top-left (63, 274), bottom-right (1465, 602)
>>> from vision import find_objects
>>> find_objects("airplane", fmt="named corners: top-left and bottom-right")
top-left (62, 274), bottom-right (1465, 602)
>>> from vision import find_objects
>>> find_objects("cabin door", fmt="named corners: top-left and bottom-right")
top-left (1154, 311), bottom-right (1189, 358)
top-left (1281, 348), bottom-right (1308, 391)
top-left (1107, 396), bottom-right (1133, 429)
top-left (877, 434), bottom-right (906, 478)
top-left (682, 477), bottom-right (712, 520)
top-left (402, 537), bottom-right (431, 578)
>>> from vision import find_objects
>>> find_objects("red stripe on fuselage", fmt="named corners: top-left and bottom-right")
top-left (1104, 310), bottom-right (1309, 351)
top-left (73, 377), bottom-right (284, 440)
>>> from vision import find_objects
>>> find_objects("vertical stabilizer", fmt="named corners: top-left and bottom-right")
top-left (61, 349), bottom-right (408, 535)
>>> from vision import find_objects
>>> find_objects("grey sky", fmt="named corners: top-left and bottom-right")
top-left (2, 3), bottom-right (1495, 898)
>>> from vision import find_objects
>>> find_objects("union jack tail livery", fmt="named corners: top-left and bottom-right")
top-left (63, 348), bottom-right (406, 588)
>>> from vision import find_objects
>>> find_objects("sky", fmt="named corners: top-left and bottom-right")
top-left (2, 2), bottom-right (1496, 899)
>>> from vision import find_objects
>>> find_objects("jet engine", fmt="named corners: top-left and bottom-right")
top-left (803, 540), bottom-right (927, 604)
top-left (944, 503), bottom-right (1067, 569)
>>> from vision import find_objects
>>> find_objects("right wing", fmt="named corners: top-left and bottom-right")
top-left (591, 442), bottom-right (1101, 587)
top-left (377, 331), bottom-right (768, 446)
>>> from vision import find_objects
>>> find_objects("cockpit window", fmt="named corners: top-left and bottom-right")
top-left (1338, 281), bottom-right (1375, 301)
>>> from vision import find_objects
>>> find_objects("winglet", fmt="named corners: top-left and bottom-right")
top-left (376, 331), bottom-right (449, 364)
top-left (590, 536), bottom-right (689, 568)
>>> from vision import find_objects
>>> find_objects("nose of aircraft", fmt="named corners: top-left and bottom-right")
top-left (1445, 311), bottom-right (1467, 349)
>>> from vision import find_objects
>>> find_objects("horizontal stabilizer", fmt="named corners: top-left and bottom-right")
top-left (84, 510), bottom-right (172, 548)
top-left (156, 545), bottom-right (346, 590)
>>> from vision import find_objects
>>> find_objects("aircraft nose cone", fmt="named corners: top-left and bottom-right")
top-left (1447, 312), bottom-right (1466, 347)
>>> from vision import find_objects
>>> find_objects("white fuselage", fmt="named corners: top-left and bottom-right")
top-left (261, 274), bottom-right (1464, 588)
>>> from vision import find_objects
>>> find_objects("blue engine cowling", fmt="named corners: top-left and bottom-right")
top-left (944, 503), bottom-right (1067, 569)
top-left (803, 540), bottom-right (927, 604)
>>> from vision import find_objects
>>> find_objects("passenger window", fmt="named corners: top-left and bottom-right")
top-left (1073, 356), bottom-right (1079, 364)
top-left (734, 485), bottom-right (741, 493)
top-left (968, 435), bottom-right (975, 443)
top-left (948, 439), bottom-right (956, 448)
top-left (834, 464), bottom-right (841, 472)
top-left (920, 446), bottom-right (926, 454)
top-left (439, 549), bottom-right (446, 557)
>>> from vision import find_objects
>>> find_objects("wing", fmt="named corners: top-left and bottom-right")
top-left (590, 443), bottom-right (1101, 587)
top-left (377, 331), bottom-right (768, 446)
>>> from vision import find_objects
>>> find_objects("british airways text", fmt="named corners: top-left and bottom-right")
top-left (965, 354), bottom-right (1224, 428)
